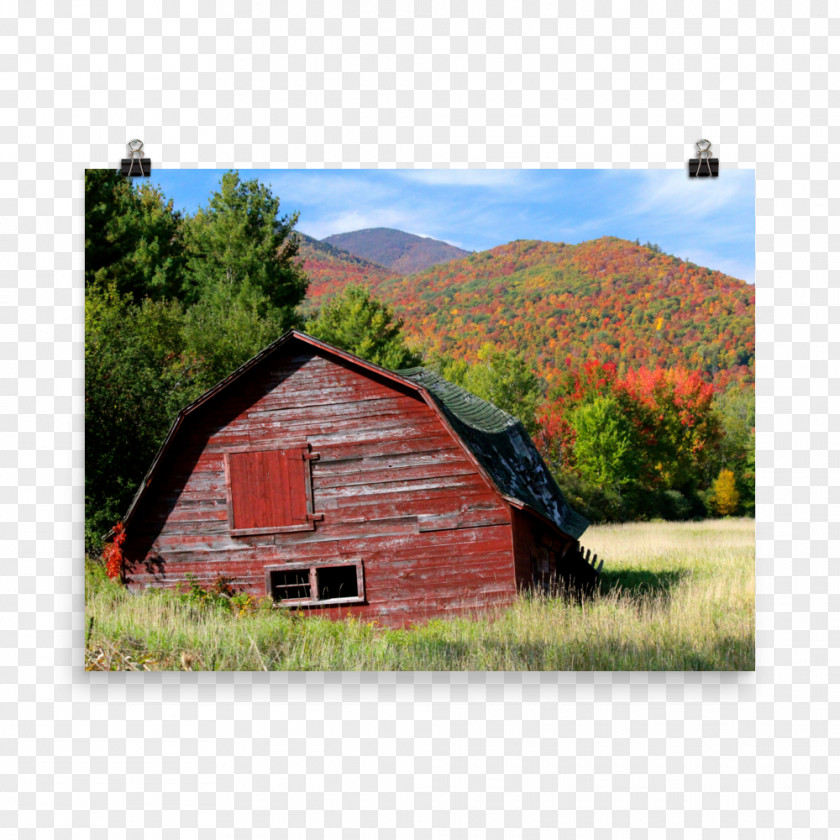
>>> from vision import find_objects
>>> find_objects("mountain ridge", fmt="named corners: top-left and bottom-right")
top-left (295, 232), bottom-right (396, 308)
top-left (297, 233), bottom-right (755, 388)
top-left (322, 227), bottom-right (472, 274)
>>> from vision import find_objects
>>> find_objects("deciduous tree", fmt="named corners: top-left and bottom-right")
top-left (568, 396), bottom-right (641, 490)
top-left (711, 468), bottom-right (740, 516)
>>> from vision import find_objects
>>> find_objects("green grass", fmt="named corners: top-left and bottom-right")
top-left (85, 518), bottom-right (755, 671)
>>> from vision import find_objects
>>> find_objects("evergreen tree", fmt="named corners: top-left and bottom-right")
top-left (306, 285), bottom-right (421, 369)
top-left (183, 171), bottom-right (307, 321)
top-left (85, 170), bottom-right (185, 301)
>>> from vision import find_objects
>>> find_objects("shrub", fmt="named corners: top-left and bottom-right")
top-left (178, 573), bottom-right (236, 613)
top-left (660, 490), bottom-right (694, 521)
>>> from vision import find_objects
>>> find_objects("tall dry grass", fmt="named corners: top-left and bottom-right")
top-left (85, 518), bottom-right (754, 671)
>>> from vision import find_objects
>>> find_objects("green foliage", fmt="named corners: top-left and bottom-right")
top-left (429, 345), bottom-right (544, 435)
top-left (568, 396), bottom-right (640, 490)
top-left (554, 472), bottom-right (702, 525)
top-left (714, 387), bottom-right (755, 515)
top-left (740, 437), bottom-right (755, 516)
top-left (84, 285), bottom-right (202, 547)
top-left (180, 291), bottom-right (294, 388)
top-left (539, 360), bottom-right (725, 522)
top-left (461, 345), bottom-right (544, 435)
top-left (85, 170), bottom-right (307, 547)
top-left (306, 285), bottom-right (422, 369)
top-left (85, 170), bottom-right (185, 301)
top-left (182, 170), bottom-right (307, 318)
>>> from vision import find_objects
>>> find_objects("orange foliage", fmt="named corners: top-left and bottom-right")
top-left (300, 236), bottom-right (755, 389)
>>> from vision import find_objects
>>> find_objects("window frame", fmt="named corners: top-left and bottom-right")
top-left (224, 442), bottom-right (322, 537)
top-left (264, 560), bottom-right (365, 608)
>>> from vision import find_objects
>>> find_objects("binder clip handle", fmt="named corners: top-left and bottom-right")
top-left (121, 139), bottom-right (152, 177)
top-left (688, 139), bottom-right (718, 178)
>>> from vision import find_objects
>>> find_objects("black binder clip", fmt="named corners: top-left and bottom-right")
top-left (688, 139), bottom-right (718, 177)
top-left (120, 139), bottom-right (151, 177)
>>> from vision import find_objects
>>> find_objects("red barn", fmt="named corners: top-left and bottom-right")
top-left (120, 331), bottom-right (600, 626)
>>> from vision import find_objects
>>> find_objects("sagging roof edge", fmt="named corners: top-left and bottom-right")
top-left (111, 330), bottom-right (579, 542)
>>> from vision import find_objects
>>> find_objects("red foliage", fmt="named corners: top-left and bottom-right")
top-left (103, 521), bottom-right (126, 580)
top-left (295, 238), bottom-right (396, 310)
top-left (536, 358), bottom-right (619, 467)
top-left (300, 235), bottom-right (755, 388)
top-left (536, 361), bottom-right (723, 489)
top-left (619, 367), bottom-right (717, 454)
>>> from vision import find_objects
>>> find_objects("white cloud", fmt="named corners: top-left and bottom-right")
top-left (394, 168), bottom-right (532, 188)
top-left (633, 168), bottom-right (754, 219)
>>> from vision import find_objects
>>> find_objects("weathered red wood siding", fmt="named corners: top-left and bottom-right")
top-left (510, 507), bottom-right (576, 593)
top-left (124, 347), bottom-right (518, 626)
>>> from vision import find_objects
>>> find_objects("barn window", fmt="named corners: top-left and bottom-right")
top-left (316, 564), bottom-right (359, 600)
top-left (268, 568), bottom-right (312, 602)
top-left (225, 444), bottom-right (322, 536)
top-left (265, 561), bottom-right (364, 606)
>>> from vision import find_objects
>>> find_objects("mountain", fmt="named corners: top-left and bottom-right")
top-left (301, 236), bottom-right (755, 388)
top-left (294, 232), bottom-right (396, 308)
top-left (321, 227), bottom-right (472, 275)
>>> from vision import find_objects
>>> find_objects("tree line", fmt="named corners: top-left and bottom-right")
top-left (85, 170), bottom-right (754, 552)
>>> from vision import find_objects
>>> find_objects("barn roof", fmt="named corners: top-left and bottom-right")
top-left (398, 368), bottom-right (589, 540)
top-left (119, 331), bottom-right (587, 540)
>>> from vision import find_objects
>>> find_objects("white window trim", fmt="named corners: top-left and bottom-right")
top-left (265, 560), bottom-right (365, 607)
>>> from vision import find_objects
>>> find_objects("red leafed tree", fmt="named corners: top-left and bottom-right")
top-left (537, 361), bottom-right (721, 494)
top-left (617, 366), bottom-right (721, 489)
top-left (536, 358), bottom-right (619, 470)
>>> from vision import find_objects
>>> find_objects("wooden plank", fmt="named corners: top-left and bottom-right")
top-left (312, 460), bottom-right (476, 490)
top-left (417, 508), bottom-right (510, 532)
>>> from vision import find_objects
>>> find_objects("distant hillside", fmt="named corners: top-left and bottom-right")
top-left (295, 233), bottom-right (396, 307)
top-left (322, 227), bottom-right (472, 275)
top-left (303, 236), bottom-right (755, 387)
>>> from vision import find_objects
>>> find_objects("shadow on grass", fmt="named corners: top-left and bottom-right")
top-left (599, 568), bottom-right (690, 599)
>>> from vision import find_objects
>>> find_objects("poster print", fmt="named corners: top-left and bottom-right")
top-left (85, 168), bottom-right (755, 671)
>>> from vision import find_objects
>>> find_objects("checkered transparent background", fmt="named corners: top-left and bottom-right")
top-left (2, 2), bottom-right (837, 837)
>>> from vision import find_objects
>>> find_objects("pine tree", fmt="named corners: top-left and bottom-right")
top-left (85, 170), bottom-right (185, 301)
top-left (183, 170), bottom-right (307, 320)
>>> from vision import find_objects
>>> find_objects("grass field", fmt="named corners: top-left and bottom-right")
top-left (85, 518), bottom-right (755, 671)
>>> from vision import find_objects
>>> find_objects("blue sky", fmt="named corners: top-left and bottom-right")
top-left (148, 168), bottom-right (756, 283)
